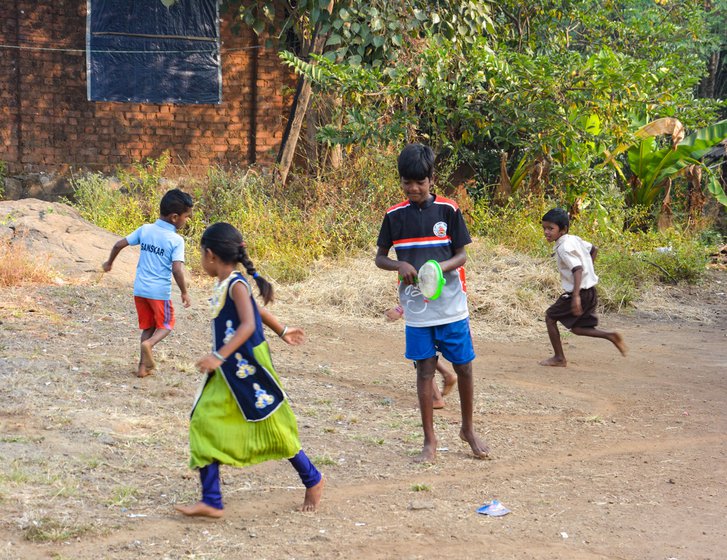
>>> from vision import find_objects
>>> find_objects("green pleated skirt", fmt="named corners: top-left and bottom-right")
top-left (189, 366), bottom-right (302, 470)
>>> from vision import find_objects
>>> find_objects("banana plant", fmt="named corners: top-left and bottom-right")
top-left (602, 118), bottom-right (727, 210)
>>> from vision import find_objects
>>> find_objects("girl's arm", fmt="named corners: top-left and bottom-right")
top-left (196, 281), bottom-right (256, 372)
top-left (259, 306), bottom-right (305, 345)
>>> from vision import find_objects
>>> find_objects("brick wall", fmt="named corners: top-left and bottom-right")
top-left (0, 1), bottom-right (294, 176)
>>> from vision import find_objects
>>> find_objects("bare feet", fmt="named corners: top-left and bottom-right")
top-left (174, 501), bottom-right (224, 518)
top-left (140, 341), bottom-right (156, 374)
top-left (459, 429), bottom-right (490, 459)
top-left (432, 398), bottom-right (445, 410)
top-left (441, 371), bottom-right (457, 396)
top-left (301, 477), bottom-right (324, 512)
top-left (413, 441), bottom-right (437, 463)
top-left (539, 356), bottom-right (567, 367)
top-left (136, 364), bottom-right (153, 378)
top-left (610, 332), bottom-right (627, 356)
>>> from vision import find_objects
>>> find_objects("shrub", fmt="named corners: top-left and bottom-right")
top-left (0, 239), bottom-right (57, 287)
top-left (69, 151), bottom-right (715, 298)
top-left (70, 151), bottom-right (402, 282)
top-left (469, 196), bottom-right (715, 310)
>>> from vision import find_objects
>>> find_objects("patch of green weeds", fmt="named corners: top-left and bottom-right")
top-left (24, 517), bottom-right (91, 543)
top-left (352, 435), bottom-right (385, 446)
top-left (0, 434), bottom-right (44, 444)
top-left (311, 455), bottom-right (337, 466)
top-left (410, 483), bottom-right (431, 492)
top-left (0, 460), bottom-right (29, 484)
top-left (107, 485), bottom-right (140, 507)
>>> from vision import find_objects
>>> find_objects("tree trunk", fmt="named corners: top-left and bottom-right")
top-left (685, 164), bottom-right (705, 226)
top-left (657, 178), bottom-right (673, 231)
top-left (276, 3), bottom-right (333, 185)
top-left (493, 151), bottom-right (512, 204)
top-left (527, 157), bottom-right (547, 197)
top-left (278, 76), bottom-right (315, 185)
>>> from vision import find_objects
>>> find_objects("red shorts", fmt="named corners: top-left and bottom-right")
top-left (134, 296), bottom-right (175, 330)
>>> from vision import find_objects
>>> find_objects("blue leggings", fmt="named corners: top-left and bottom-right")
top-left (200, 450), bottom-right (322, 509)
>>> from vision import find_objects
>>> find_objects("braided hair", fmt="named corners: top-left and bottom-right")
top-left (200, 222), bottom-right (274, 304)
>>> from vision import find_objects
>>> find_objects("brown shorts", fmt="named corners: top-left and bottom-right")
top-left (546, 287), bottom-right (599, 329)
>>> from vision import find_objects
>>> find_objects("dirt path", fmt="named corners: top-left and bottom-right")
top-left (1, 278), bottom-right (725, 560)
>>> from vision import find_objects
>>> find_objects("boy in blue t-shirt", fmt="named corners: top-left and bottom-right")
top-left (103, 188), bottom-right (194, 377)
top-left (375, 143), bottom-right (489, 463)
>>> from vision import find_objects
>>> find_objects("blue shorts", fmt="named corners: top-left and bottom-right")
top-left (405, 318), bottom-right (475, 365)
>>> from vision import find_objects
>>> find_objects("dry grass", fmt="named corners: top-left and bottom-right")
top-left (0, 239), bottom-right (59, 287)
top-left (278, 241), bottom-right (719, 340)
top-left (634, 283), bottom-right (715, 324)
top-left (279, 241), bottom-right (559, 341)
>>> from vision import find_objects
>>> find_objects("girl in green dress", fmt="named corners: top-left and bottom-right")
top-left (175, 223), bottom-right (324, 518)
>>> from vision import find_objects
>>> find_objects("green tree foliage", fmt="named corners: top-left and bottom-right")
top-left (233, 0), bottom-right (493, 62)
top-left (278, 0), bottom-right (725, 222)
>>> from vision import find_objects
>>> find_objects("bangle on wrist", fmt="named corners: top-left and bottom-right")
top-left (279, 326), bottom-right (288, 338)
top-left (212, 350), bottom-right (225, 361)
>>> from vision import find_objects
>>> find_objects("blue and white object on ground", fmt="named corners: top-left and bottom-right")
top-left (477, 499), bottom-right (511, 516)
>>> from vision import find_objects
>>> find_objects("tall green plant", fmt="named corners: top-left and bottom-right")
top-left (602, 118), bottom-right (727, 211)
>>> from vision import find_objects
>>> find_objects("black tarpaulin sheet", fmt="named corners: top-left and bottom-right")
top-left (87, 0), bottom-right (221, 104)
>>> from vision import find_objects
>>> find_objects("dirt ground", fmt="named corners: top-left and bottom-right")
top-left (1, 202), bottom-right (726, 559)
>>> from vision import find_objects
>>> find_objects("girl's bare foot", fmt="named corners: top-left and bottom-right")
top-left (432, 398), bottom-right (445, 410)
top-left (441, 371), bottom-right (457, 396)
top-left (301, 477), bottom-right (324, 512)
top-left (174, 501), bottom-right (224, 518)
top-left (459, 429), bottom-right (490, 459)
top-left (136, 363), bottom-right (153, 378)
top-left (539, 356), bottom-right (567, 367)
top-left (610, 333), bottom-right (627, 356)
top-left (413, 441), bottom-right (437, 463)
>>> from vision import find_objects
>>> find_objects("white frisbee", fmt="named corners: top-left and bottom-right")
top-left (418, 260), bottom-right (446, 300)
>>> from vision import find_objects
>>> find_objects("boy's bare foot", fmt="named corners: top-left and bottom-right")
top-left (459, 429), bottom-right (490, 459)
top-left (300, 477), bottom-right (324, 512)
top-left (432, 398), bottom-right (445, 410)
top-left (539, 356), bottom-right (567, 367)
top-left (140, 341), bottom-right (156, 371)
top-left (413, 442), bottom-right (437, 463)
top-left (441, 372), bottom-right (457, 396)
top-left (174, 501), bottom-right (224, 518)
top-left (610, 333), bottom-right (627, 356)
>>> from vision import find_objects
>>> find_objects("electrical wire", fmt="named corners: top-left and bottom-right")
top-left (0, 42), bottom-right (265, 54)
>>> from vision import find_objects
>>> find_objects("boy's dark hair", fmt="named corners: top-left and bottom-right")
top-left (397, 143), bottom-right (435, 180)
top-left (160, 188), bottom-right (194, 216)
top-left (201, 222), bottom-right (274, 305)
top-left (542, 208), bottom-right (570, 231)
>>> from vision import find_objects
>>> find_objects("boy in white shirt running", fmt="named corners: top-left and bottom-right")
top-left (540, 208), bottom-right (627, 367)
